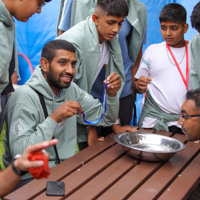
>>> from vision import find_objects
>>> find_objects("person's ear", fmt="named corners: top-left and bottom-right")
top-left (40, 57), bottom-right (49, 73)
top-left (184, 23), bottom-right (189, 33)
top-left (92, 14), bottom-right (99, 26)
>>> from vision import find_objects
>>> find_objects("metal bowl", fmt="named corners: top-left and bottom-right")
top-left (114, 132), bottom-right (185, 162)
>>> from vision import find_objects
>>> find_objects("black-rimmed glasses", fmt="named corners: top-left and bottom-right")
top-left (181, 114), bottom-right (200, 120)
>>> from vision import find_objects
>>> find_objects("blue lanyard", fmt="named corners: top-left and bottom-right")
top-left (82, 82), bottom-right (108, 125)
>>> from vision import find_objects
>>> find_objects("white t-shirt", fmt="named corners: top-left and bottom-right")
top-left (135, 41), bottom-right (191, 128)
top-left (93, 41), bottom-right (110, 85)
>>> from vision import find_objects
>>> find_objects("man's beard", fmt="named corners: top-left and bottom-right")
top-left (47, 65), bottom-right (73, 89)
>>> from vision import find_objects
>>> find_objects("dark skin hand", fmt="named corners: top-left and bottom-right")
top-left (50, 101), bottom-right (82, 123)
top-left (136, 75), bottom-right (152, 93)
top-left (87, 72), bottom-right (121, 145)
top-left (0, 139), bottom-right (58, 198)
top-left (112, 124), bottom-right (138, 134)
top-left (104, 72), bottom-right (121, 97)
top-left (50, 72), bottom-right (121, 123)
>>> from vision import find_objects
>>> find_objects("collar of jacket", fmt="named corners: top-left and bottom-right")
top-left (0, 0), bottom-right (14, 28)
top-left (126, 0), bottom-right (144, 36)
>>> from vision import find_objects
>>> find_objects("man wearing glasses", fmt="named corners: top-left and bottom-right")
top-left (179, 88), bottom-right (200, 141)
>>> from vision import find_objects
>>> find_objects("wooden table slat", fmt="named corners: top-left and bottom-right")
top-left (4, 134), bottom-right (116, 200)
top-left (158, 148), bottom-right (200, 200)
top-left (34, 143), bottom-right (130, 200)
top-left (66, 155), bottom-right (136, 200)
top-left (97, 134), bottom-right (184, 200)
top-left (97, 161), bottom-right (162, 200)
top-left (127, 140), bottom-right (200, 200)
top-left (4, 132), bottom-right (200, 200)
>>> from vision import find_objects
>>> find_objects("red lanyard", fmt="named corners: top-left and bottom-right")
top-left (166, 41), bottom-right (188, 90)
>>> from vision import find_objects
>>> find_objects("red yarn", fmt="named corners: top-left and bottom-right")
top-left (28, 152), bottom-right (50, 179)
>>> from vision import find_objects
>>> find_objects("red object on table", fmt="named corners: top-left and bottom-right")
top-left (28, 152), bottom-right (50, 179)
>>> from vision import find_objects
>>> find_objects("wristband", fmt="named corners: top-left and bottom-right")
top-left (11, 155), bottom-right (27, 176)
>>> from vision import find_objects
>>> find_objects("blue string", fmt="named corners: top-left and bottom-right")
top-left (82, 82), bottom-right (108, 125)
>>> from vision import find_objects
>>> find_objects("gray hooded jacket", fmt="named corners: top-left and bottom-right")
top-left (3, 66), bottom-right (119, 180)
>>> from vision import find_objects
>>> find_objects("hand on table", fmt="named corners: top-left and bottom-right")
top-left (112, 124), bottom-right (138, 134)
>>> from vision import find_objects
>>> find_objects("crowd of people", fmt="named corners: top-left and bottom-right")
top-left (0, 0), bottom-right (200, 197)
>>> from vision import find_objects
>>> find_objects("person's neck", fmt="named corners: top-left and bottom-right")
top-left (47, 84), bottom-right (62, 97)
top-left (43, 75), bottom-right (61, 97)
top-left (99, 38), bottom-right (104, 44)
top-left (168, 40), bottom-right (186, 48)
top-left (52, 88), bottom-right (61, 97)
top-left (97, 32), bottom-right (105, 44)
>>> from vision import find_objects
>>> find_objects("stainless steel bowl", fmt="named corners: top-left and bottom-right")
top-left (114, 132), bottom-right (185, 162)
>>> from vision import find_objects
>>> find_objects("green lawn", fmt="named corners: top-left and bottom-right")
top-left (0, 124), bottom-right (5, 200)
top-left (0, 123), bottom-right (5, 170)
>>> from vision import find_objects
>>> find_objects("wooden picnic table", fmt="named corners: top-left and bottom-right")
top-left (4, 130), bottom-right (200, 200)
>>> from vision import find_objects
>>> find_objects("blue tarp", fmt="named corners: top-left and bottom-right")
top-left (15, 0), bottom-right (200, 124)
top-left (16, 1), bottom-right (60, 84)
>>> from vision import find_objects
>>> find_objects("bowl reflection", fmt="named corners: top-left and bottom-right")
top-left (114, 132), bottom-right (185, 162)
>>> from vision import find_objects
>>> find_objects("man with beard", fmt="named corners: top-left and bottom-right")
top-left (57, 0), bottom-right (138, 150)
top-left (3, 39), bottom-right (121, 187)
top-left (57, 0), bottom-right (146, 148)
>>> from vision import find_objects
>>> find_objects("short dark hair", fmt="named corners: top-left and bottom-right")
top-left (41, 39), bottom-right (75, 64)
top-left (191, 2), bottom-right (200, 32)
top-left (96, 0), bottom-right (128, 17)
top-left (159, 3), bottom-right (187, 25)
top-left (186, 89), bottom-right (200, 109)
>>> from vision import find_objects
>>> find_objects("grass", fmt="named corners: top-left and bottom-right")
top-left (0, 123), bottom-right (5, 170)
top-left (0, 124), bottom-right (5, 200)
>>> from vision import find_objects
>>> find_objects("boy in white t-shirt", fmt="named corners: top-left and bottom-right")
top-left (135, 3), bottom-right (190, 134)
